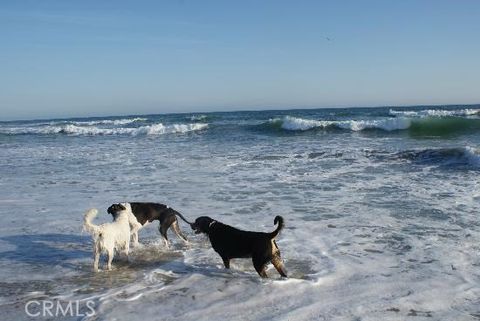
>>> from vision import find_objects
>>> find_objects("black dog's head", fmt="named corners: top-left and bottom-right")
top-left (107, 203), bottom-right (127, 219)
top-left (190, 216), bottom-right (216, 234)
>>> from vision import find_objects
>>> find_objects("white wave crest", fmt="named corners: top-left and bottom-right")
top-left (0, 123), bottom-right (208, 136)
top-left (279, 116), bottom-right (333, 131)
top-left (389, 108), bottom-right (480, 117)
top-left (278, 116), bottom-right (411, 132)
top-left (337, 118), bottom-right (411, 131)
top-left (132, 123), bottom-right (208, 136)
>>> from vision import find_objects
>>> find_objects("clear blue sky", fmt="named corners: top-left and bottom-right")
top-left (1, 0), bottom-right (479, 120)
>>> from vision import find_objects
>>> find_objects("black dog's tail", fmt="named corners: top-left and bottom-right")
top-left (270, 216), bottom-right (284, 239)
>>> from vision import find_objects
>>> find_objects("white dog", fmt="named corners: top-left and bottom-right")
top-left (83, 203), bottom-right (132, 271)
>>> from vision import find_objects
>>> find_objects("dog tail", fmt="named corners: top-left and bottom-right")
top-left (270, 216), bottom-right (284, 239)
top-left (173, 210), bottom-right (193, 225)
top-left (83, 208), bottom-right (100, 235)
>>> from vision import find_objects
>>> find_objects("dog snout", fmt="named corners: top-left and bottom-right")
top-left (107, 203), bottom-right (124, 214)
top-left (190, 223), bottom-right (201, 234)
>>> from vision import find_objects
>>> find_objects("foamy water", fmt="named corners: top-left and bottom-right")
top-left (0, 106), bottom-right (479, 320)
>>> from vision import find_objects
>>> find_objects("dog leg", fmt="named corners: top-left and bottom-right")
top-left (271, 240), bottom-right (287, 277)
top-left (253, 256), bottom-right (268, 278)
top-left (131, 230), bottom-right (140, 247)
top-left (107, 249), bottom-right (114, 270)
top-left (171, 220), bottom-right (188, 243)
top-left (124, 241), bottom-right (130, 262)
top-left (130, 222), bottom-right (142, 247)
top-left (93, 245), bottom-right (100, 272)
top-left (221, 256), bottom-right (230, 269)
top-left (271, 255), bottom-right (287, 277)
top-left (163, 238), bottom-right (170, 248)
top-left (159, 223), bottom-right (170, 248)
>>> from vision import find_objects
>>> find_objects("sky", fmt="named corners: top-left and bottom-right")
top-left (0, 0), bottom-right (479, 120)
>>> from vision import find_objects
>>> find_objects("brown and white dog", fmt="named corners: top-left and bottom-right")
top-left (191, 215), bottom-right (287, 278)
top-left (107, 202), bottom-right (191, 247)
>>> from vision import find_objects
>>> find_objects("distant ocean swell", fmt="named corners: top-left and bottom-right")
top-left (69, 117), bottom-right (147, 126)
top-left (1, 107), bottom-right (480, 137)
top-left (188, 115), bottom-right (210, 122)
top-left (2, 117), bottom-right (480, 136)
top-left (389, 108), bottom-right (480, 117)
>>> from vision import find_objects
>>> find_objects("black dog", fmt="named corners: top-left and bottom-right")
top-left (191, 215), bottom-right (287, 278)
top-left (107, 202), bottom-right (192, 247)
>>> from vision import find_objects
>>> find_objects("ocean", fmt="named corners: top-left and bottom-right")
top-left (0, 105), bottom-right (479, 320)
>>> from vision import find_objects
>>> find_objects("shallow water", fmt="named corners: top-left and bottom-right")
top-left (0, 106), bottom-right (479, 320)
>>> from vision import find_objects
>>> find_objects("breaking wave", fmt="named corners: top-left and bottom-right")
top-left (0, 123), bottom-right (208, 136)
top-left (266, 116), bottom-right (411, 132)
top-left (3, 111), bottom-right (480, 138)
top-left (260, 115), bottom-right (480, 136)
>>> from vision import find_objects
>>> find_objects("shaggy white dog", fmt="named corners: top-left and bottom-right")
top-left (83, 203), bottom-right (132, 271)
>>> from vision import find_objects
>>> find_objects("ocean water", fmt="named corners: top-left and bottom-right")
top-left (0, 106), bottom-right (479, 320)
